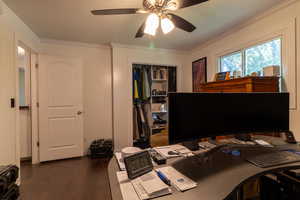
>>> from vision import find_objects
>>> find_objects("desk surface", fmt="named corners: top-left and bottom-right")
top-left (108, 141), bottom-right (300, 200)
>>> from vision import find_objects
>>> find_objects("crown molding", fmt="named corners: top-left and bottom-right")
top-left (192, 0), bottom-right (298, 52)
top-left (110, 42), bottom-right (189, 55)
top-left (40, 38), bottom-right (111, 50)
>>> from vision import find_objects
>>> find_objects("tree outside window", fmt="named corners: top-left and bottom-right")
top-left (220, 38), bottom-right (281, 76)
top-left (245, 39), bottom-right (281, 75)
top-left (220, 52), bottom-right (242, 74)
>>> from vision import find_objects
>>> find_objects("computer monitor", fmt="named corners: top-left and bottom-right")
top-left (169, 93), bottom-right (289, 144)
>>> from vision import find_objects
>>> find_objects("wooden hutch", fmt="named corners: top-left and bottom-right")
top-left (197, 76), bottom-right (279, 93)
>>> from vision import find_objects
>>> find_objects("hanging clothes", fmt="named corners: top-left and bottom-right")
top-left (142, 68), bottom-right (151, 100)
top-left (133, 106), bottom-right (140, 140)
top-left (133, 66), bottom-right (151, 102)
top-left (133, 68), bottom-right (140, 100)
top-left (136, 104), bottom-right (150, 139)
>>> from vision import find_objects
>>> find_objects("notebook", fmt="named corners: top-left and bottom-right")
top-left (158, 166), bottom-right (197, 192)
top-left (117, 171), bottom-right (172, 200)
top-left (131, 171), bottom-right (172, 200)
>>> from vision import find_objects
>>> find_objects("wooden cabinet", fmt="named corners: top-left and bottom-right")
top-left (198, 76), bottom-right (279, 93)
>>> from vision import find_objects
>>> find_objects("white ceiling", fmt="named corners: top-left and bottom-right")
top-left (4, 0), bottom-right (282, 50)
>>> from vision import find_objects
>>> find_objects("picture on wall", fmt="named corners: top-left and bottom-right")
top-left (192, 57), bottom-right (207, 92)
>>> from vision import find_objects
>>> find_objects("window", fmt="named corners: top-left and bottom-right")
top-left (245, 38), bottom-right (281, 75)
top-left (219, 38), bottom-right (281, 76)
top-left (220, 51), bottom-right (242, 73)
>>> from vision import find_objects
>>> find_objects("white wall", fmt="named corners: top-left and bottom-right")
top-left (183, 0), bottom-right (300, 140)
top-left (0, 0), bottom-right (39, 167)
top-left (111, 44), bottom-right (188, 151)
top-left (39, 40), bottom-right (112, 154)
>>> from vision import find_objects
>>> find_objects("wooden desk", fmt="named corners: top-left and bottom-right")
top-left (197, 77), bottom-right (279, 93)
top-left (108, 139), bottom-right (300, 200)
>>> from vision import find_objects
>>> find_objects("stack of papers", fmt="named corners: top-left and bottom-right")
top-left (254, 139), bottom-right (274, 147)
top-left (154, 145), bottom-right (193, 158)
top-left (158, 166), bottom-right (197, 192)
top-left (131, 171), bottom-right (172, 200)
top-left (117, 171), bottom-right (171, 200)
top-left (115, 152), bottom-right (126, 171)
top-left (117, 171), bottom-right (140, 200)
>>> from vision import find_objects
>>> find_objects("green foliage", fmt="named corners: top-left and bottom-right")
top-left (221, 52), bottom-right (242, 73)
top-left (245, 39), bottom-right (281, 75)
top-left (220, 39), bottom-right (281, 75)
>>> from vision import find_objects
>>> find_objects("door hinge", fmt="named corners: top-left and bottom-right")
top-left (36, 102), bottom-right (39, 107)
top-left (37, 141), bottom-right (40, 147)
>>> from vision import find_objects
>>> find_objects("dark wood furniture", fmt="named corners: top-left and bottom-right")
top-left (108, 137), bottom-right (300, 200)
top-left (197, 76), bottom-right (279, 93)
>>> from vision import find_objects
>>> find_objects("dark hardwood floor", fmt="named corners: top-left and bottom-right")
top-left (20, 157), bottom-right (112, 200)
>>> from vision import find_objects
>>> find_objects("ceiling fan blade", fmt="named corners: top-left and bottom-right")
top-left (135, 21), bottom-right (146, 38)
top-left (91, 8), bottom-right (148, 15)
top-left (177, 0), bottom-right (209, 9)
top-left (168, 14), bottom-right (196, 32)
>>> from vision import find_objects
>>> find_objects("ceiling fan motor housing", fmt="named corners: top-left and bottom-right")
top-left (143, 0), bottom-right (157, 11)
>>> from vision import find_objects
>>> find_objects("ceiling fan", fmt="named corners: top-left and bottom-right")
top-left (91, 0), bottom-right (209, 38)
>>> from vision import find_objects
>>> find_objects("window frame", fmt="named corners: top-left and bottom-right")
top-left (218, 37), bottom-right (282, 77)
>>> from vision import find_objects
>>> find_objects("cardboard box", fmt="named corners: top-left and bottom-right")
top-left (263, 65), bottom-right (280, 76)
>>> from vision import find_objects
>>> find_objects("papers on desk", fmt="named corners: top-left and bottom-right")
top-left (131, 171), bottom-right (172, 199)
top-left (117, 171), bottom-right (140, 200)
top-left (115, 152), bottom-right (126, 171)
top-left (116, 171), bottom-right (172, 200)
top-left (154, 144), bottom-right (193, 158)
top-left (158, 166), bottom-right (197, 192)
top-left (254, 139), bottom-right (274, 147)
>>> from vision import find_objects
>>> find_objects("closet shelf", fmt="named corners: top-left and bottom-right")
top-left (152, 95), bottom-right (168, 97)
top-left (152, 111), bottom-right (167, 114)
top-left (152, 126), bottom-right (167, 130)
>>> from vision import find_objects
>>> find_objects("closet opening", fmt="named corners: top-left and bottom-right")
top-left (132, 64), bottom-right (177, 148)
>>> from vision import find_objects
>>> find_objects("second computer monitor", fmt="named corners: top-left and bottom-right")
top-left (168, 93), bottom-right (289, 144)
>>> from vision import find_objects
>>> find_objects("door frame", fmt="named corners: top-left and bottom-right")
top-left (16, 41), bottom-right (40, 164)
top-left (30, 52), bottom-right (39, 164)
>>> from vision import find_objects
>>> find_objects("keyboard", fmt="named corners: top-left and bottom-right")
top-left (246, 151), bottom-right (300, 168)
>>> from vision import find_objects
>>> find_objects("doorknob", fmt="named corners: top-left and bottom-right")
top-left (77, 111), bottom-right (83, 115)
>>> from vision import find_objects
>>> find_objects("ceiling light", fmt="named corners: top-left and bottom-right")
top-left (161, 17), bottom-right (175, 34)
top-left (17, 46), bottom-right (25, 56)
top-left (144, 13), bottom-right (160, 36)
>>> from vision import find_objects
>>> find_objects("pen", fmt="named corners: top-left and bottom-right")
top-left (155, 170), bottom-right (171, 186)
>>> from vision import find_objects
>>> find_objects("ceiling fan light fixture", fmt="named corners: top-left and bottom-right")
top-left (144, 13), bottom-right (159, 36)
top-left (161, 17), bottom-right (175, 34)
top-left (147, 0), bottom-right (157, 6)
top-left (166, 1), bottom-right (178, 11)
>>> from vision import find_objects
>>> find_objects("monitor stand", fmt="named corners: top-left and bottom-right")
top-left (182, 140), bottom-right (199, 151)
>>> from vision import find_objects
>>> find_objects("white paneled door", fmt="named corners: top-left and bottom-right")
top-left (39, 55), bottom-right (83, 162)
